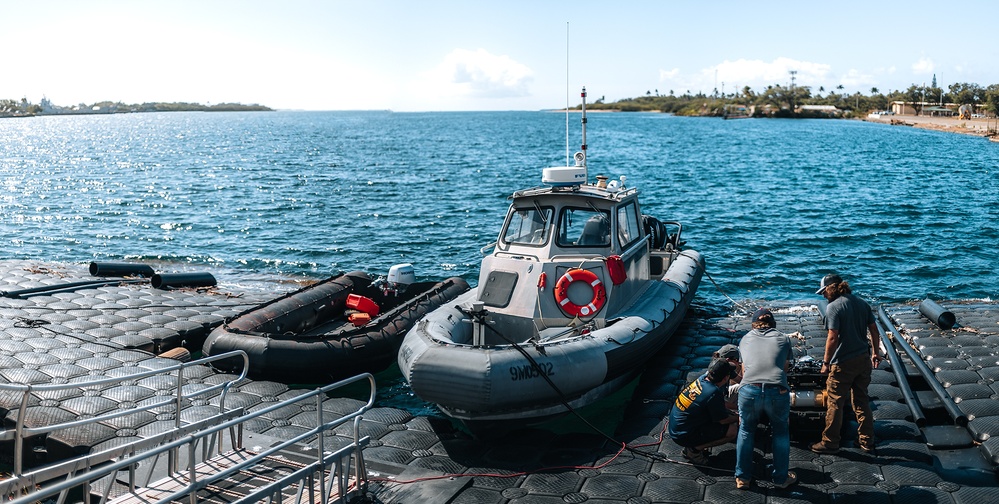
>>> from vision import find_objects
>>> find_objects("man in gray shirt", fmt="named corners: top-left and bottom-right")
top-left (734, 307), bottom-right (795, 490)
top-left (811, 273), bottom-right (882, 454)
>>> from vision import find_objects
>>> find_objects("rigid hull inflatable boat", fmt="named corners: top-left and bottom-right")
top-left (203, 266), bottom-right (469, 384)
top-left (398, 89), bottom-right (704, 427)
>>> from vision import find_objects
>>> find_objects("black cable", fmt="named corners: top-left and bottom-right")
top-left (1, 278), bottom-right (148, 298)
top-left (703, 269), bottom-right (755, 313)
top-left (456, 306), bottom-right (674, 463)
top-left (14, 316), bottom-right (124, 351)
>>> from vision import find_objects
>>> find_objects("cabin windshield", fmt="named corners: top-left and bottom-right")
top-left (557, 207), bottom-right (611, 247)
top-left (501, 206), bottom-right (553, 246)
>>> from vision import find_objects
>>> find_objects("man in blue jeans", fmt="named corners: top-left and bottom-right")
top-left (734, 308), bottom-right (796, 490)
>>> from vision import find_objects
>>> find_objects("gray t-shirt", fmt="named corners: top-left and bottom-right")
top-left (739, 328), bottom-right (791, 388)
top-left (825, 293), bottom-right (875, 363)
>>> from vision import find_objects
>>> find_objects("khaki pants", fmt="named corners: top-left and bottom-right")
top-left (820, 353), bottom-right (874, 447)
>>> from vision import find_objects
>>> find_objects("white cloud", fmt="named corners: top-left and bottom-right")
top-left (425, 48), bottom-right (533, 98)
top-left (839, 69), bottom-right (876, 89)
top-left (875, 65), bottom-right (897, 76)
top-left (912, 57), bottom-right (935, 75)
top-left (657, 57), bottom-right (832, 94)
top-left (400, 48), bottom-right (536, 110)
top-left (659, 68), bottom-right (680, 81)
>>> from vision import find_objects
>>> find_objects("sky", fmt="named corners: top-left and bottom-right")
top-left (3, 0), bottom-right (998, 112)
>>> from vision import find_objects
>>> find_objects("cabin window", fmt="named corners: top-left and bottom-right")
top-left (501, 206), bottom-right (553, 246)
top-left (557, 208), bottom-right (611, 247)
top-left (617, 201), bottom-right (642, 248)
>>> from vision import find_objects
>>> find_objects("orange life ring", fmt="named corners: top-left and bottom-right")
top-left (553, 268), bottom-right (606, 317)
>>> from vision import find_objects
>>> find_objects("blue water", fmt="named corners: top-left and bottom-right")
top-left (3, 111), bottom-right (998, 420)
top-left (4, 111), bottom-right (996, 306)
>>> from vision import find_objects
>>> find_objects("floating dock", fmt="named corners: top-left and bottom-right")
top-left (0, 260), bottom-right (997, 502)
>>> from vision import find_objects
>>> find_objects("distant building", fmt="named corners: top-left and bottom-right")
top-left (890, 101), bottom-right (961, 116)
top-left (797, 104), bottom-right (842, 116)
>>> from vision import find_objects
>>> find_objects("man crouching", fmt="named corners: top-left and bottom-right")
top-left (668, 359), bottom-right (740, 464)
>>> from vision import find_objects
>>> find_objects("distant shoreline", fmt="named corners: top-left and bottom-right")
top-left (1, 101), bottom-right (272, 118)
top-left (863, 113), bottom-right (996, 138)
top-left (553, 107), bottom-right (997, 140)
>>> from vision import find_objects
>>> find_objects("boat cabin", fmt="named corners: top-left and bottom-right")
top-left (473, 167), bottom-right (679, 343)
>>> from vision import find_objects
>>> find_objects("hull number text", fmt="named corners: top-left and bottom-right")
top-left (509, 362), bottom-right (555, 381)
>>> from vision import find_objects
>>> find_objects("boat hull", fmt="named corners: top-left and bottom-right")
top-left (203, 272), bottom-right (469, 384)
top-left (398, 250), bottom-right (704, 424)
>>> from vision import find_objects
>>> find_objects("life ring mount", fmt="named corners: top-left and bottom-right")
top-left (553, 268), bottom-right (606, 318)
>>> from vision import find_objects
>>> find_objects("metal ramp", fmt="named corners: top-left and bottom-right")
top-left (108, 445), bottom-right (363, 504)
top-left (0, 351), bottom-right (374, 504)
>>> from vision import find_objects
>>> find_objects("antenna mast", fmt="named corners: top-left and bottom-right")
top-left (580, 87), bottom-right (588, 180)
top-left (565, 22), bottom-right (570, 167)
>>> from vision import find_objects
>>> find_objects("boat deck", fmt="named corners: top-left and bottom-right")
top-left (1, 260), bottom-right (997, 502)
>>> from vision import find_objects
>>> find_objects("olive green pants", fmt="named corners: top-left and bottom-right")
top-left (820, 353), bottom-right (874, 447)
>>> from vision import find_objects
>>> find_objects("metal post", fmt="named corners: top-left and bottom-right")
top-left (13, 387), bottom-right (31, 477)
top-left (170, 365), bottom-right (185, 473)
top-left (471, 302), bottom-right (486, 347)
top-left (188, 440), bottom-right (197, 504)
top-left (580, 87), bottom-right (587, 180)
top-left (317, 392), bottom-right (327, 504)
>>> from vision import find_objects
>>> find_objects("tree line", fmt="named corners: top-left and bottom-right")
top-left (0, 98), bottom-right (272, 117)
top-left (586, 78), bottom-right (999, 118)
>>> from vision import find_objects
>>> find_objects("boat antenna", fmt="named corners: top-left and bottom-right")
top-left (565, 21), bottom-right (570, 167)
top-left (579, 86), bottom-right (588, 180)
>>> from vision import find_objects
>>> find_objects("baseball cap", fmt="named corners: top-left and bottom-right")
top-left (752, 307), bottom-right (774, 324)
top-left (715, 344), bottom-right (740, 360)
top-left (707, 358), bottom-right (736, 382)
top-left (816, 273), bottom-right (843, 294)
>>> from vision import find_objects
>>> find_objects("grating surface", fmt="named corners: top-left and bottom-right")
top-left (3, 262), bottom-right (999, 503)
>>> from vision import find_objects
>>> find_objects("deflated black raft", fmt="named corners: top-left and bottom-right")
top-left (202, 270), bottom-right (469, 384)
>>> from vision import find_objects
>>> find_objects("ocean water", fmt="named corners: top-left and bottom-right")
top-left (3, 111), bottom-right (996, 305)
top-left (3, 111), bottom-right (998, 418)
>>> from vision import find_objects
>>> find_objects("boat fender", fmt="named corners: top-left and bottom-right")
top-left (537, 272), bottom-right (547, 290)
top-left (606, 255), bottom-right (626, 285)
top-left (346, 294), bottom-right (380, 317)
top-left (553, 268), bottom-right (606, 318)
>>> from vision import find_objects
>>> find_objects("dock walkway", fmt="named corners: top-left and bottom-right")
top-left (0, 261), bottom-right (997, 502)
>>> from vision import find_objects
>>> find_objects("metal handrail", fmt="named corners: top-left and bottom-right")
top-left (4, 372), bottom-right (376, 504)
top-left (0, 350), bottom-right (250, 482)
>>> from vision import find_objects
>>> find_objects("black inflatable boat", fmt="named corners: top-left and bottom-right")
top-left (202, 266), bottom-right (469, 384)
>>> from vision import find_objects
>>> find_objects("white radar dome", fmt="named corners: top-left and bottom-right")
top-left (542, 167), bottom-right (586, 187)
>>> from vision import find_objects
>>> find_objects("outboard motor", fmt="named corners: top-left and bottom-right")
top-left (378, 263), bottom-right (415, 296)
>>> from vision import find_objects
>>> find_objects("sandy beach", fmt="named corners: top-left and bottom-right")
top-left (864, 112), bottom-right (998, 139)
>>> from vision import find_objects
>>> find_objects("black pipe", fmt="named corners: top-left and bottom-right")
top-left (89, 261), bottom-right (155, 278)
top-left (918, 298), bottom-right (956, 330)
top-left (877, 305), bottom-right (967, 426)
top-left (0, 279), bottom-right (146, 298)
top-left (874, 314), bottom-right (926, 427)
top-left (151, 272), bottom-right (217, 290)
